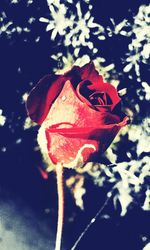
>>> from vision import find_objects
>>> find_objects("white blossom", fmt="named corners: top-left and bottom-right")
top-left (41, 0), bottom-right (105, 57)
top-left (0, 109), bottom-right (6, 126)
top-left (143, 243), bottom-right (150, 250)
top-left (123, 5), bottom-right (150, 79)
top-left (40, 2), bottom-right (74, 40)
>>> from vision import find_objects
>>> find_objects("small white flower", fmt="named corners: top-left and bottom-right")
top-left (122, 4), bottom-right (150, 78)
top-left (40, 3), bottom-right (73, 40)
top-left (0, 109), bottom-right (6, 126)
top-left (143, 243), bottom-right (150, 250)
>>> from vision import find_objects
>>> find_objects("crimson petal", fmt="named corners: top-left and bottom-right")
top-left (45, 117), bottom-right (128, 165)
top-left (79, 61), bottom-right (103, 84)
top-left (26, 65), bottom-right (84, 124)
top-left (77, 78), bottom-right (121, 111)
top-left (41, 80), bottom-right (128, 165)
top-left (26, 74), bottom-right (67, 124)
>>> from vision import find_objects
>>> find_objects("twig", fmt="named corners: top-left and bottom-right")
top-left (70, 188), bottom-right (115, 250)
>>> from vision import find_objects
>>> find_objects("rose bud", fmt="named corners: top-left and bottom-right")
top-left (26, 62), bottom-right (128, 168)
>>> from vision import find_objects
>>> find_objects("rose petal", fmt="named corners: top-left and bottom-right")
top-left (79, 61), bottom-right (103, 84)
top-left (76, 80), bottom-right (95, 109)
top-left (46, 117), bottom-right (128, 139)
top-left (45, 117), bottom-right (128, 166)
top-left (26, 66), bottom-right (83, 124)
top-left (94, 105), bottom-right (111, 112)
top-left (63, 65), bottom-right (81, 87)
top-left (26, 74), bottom-right (67, 124)
top-left (64, 62), bottom-right (102, 86)
top-left (88, 82), bottom-right (121, 111)
top-left (41, 80), bottom-right (127, 166)
top-left (77, 78), bottom-right (121, 111)
top-left (81, 62), bottom-right (121, 110)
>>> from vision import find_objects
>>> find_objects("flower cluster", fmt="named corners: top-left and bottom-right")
top-left (40, 0), bottom-right (105, 61)
top-left (123, 5), bottom-right (150, 80)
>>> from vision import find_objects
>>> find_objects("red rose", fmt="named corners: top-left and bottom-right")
top-left (26, 62), bottom-right (128, 167)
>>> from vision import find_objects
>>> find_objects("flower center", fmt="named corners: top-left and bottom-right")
top-left (89, 91), bottom-right (112, 106)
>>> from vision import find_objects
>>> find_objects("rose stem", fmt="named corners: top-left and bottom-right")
top-left (55, 163), bottom-right (64, 250)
